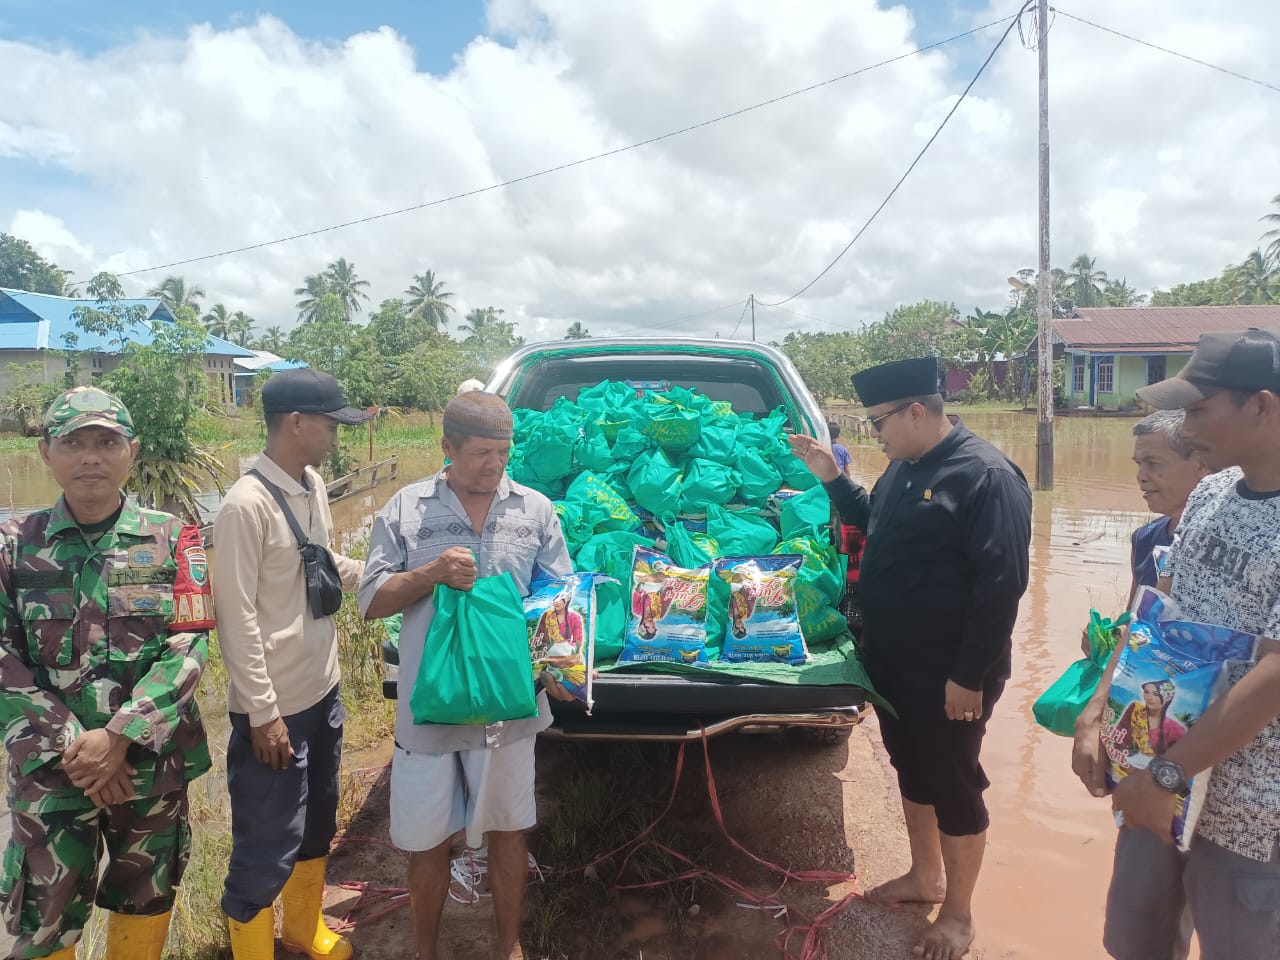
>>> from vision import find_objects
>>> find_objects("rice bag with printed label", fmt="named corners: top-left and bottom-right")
top-left (524, 573), bottom-right (613, 713)
top-left (620, 547), bottom-right (710, 665)
top-left (1102, 587), bottom-right (1258, 849)
top-left (715, 555), bottom-right (808, 664)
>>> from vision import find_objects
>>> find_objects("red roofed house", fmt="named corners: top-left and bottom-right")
top-left (1052, 305), bottom-right (1280, 411)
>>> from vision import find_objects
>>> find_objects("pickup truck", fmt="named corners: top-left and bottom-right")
top-left (383, 337), bottom-right (867, 741)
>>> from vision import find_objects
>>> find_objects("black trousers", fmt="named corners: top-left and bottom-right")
top-left (221, 684), bottom-right (345, 922)
top-left (872, 673), bottom-right (1005, 837)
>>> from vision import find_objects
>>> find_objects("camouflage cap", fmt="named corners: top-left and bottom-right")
top-left (43, 386), bottom-right (136, 439)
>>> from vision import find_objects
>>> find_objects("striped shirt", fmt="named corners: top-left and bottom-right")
top-left (358, 470), bottom-right (571, 754)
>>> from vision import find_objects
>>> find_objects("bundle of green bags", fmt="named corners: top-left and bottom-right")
top-left (511, 380), bottom-right (848, 664)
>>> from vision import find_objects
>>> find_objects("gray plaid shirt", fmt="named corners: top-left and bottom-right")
top-left (358, 470), bottom-right (571, 754)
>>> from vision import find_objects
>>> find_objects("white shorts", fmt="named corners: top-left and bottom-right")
top-left (389, 737), bottom-right (537, 851)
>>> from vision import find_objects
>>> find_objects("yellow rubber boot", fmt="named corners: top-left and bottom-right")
top-left (227, 907), bottom-right (276, 960)
top-left (105, 909), bottom-right (172, 960)
top-left (280, 856), bottom-right (352, 959)
top-left (42, 947), bottom-right (78, 960)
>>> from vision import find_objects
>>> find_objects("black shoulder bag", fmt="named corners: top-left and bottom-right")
top-left (248, 469), bottom-right (344, 619)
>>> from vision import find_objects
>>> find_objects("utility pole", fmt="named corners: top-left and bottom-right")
top-left (1035, 0), bottom-right (1054, 490)
top-left (750, 294), bottom-right (756, 341)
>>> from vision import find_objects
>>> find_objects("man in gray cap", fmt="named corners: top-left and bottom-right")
top-left (789, 357), bottom-right (1032, 960)
top-left (359, 391), bottom-right (574, 960)
top-left (1074, 329), bottom-right (1280, 960)
top-left (212, 369), bottom-right (369, 959)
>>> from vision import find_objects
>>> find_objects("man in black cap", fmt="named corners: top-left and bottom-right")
top-left (1072, 329), bottom-right (1280, 960)
top-left (212, 369), bottom-right (370, 959)
top-left (789, 356), bottom-right (1031, 960)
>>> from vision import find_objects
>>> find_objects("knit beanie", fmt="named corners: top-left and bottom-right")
top-left (443, 391), bottom-right (514, 441)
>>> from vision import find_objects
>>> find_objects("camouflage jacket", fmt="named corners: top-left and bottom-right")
top-left (0, 497), bottom-right (211, 813)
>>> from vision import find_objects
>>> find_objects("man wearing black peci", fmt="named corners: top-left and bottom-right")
top-left (789, 356), bottom-right (1032, 960)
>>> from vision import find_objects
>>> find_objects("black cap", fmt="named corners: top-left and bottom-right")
top-left (850, 357), bottom-right (941, 408)
top-left (1136, 328), bottom-right (1280, 410)
top-left (261, 369), bottom-right (370, 425)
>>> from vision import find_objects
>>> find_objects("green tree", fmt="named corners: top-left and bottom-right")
top-left (229, 310), bottom-right (255, 346)
top-left (1260, 193), bottom-right (1280, 264)
top-left (147, 275), bottom-right (206, 316)
top-left (565, 321), bottom-right (591, 339)
top-left (1068, 254), bottom-right (1108, 309)
top-left (459, 307), bottom-right (523, 373)
top-left (202, 303), bottom-right (233, 338)
top-left (324, 257), bottom-right (370, 320)
top-left (257, 325), bottom-right (287, 353)
top-left (1224, 250), bottom-right (1279, 305)
top-left (777, 331), bottom-right (866, 402)
top-left (295, 273), bottom-right (331, 323)
top-left (366, 299), bottom-right (436, 356)
top-left (74, 272), bottom-right (224, 520)
top-left (404, 270), bottom-right (456, 331)
top-left (1102, 278), bottom-right (1145, 307)
top-left (0, 362), bottom-right (62, 435)
top-left (859, 300), bottom-right (959, 369)
top-left (0, 234), bottom-right (72, 294)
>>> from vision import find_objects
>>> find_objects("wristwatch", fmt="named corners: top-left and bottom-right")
top-left (1149, 757), bottom-right (1188, 793)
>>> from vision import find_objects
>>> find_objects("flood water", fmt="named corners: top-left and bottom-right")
top-left (1, 411), bottom-right (1149, 957)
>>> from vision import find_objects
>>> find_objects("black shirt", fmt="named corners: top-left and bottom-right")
top-left (824, 422), bottom-right (1032, 689)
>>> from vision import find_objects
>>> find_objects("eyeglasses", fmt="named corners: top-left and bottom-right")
top-left (867, 401), bottom-right (915, 432)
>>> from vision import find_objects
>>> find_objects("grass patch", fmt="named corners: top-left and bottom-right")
top-left (527, 743), bottom-right (713, 959)
top-left (168, 825), bottom-right (233, 960)
top-left (0, 434), bottom-right (38, 451)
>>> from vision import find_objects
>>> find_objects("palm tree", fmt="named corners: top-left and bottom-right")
top-left (202, 303), bottom-right (233, 339)
top-left (295, 273), bottom-right (331, 324)
top-left (458, 306), bottom-right (504, 338)
top-left (1068, 254), bottom-right (1108, 309)
top-left (1102, 278), bottom-right (1144, 307)
top-left (1224, 250), bottom-right (1279, 305)
top-left (148, 275), bottom-right (206, 316)
top-left (1260, 193), bottom-right (1280, 264)
top-left (564, 321), bottom-right (591, 339)
top-left (404, 270), bottom-right (456, 331)
top-left (324, 257), bottom-right (370, 320)
top-left (257, 326), bottom-right (287, 353)
top-left (229, 310), bottom-right (255, 346)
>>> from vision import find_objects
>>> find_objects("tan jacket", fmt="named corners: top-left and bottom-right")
top-left (211, 454), bottom-right (363, 725)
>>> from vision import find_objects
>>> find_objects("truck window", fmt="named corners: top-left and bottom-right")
top-left (508, 356), bottom-right (785, 418)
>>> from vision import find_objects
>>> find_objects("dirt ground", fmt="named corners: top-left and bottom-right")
top-left (320, 715), bottom-right (1019, 960)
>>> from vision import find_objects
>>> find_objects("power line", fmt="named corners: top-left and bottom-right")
top-left (1054, 7), bottom-right (1280, 95)
top-left (644, 298), bottom-right (749, 332)
top-left (727, 298), bottom-right (752, 339)
top-left (761, 3), bottom-right (1029, 308)
top-left (117, 15), bottom-right (1017, 278)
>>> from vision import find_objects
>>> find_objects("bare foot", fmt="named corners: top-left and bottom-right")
top-left (863, 871), bottom-right (946, 904)
top-left (912, 912), bottom-right (974, 960)
top-left (493, 943), bottom-right (524, 960)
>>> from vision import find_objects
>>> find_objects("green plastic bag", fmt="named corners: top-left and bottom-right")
top-left (612, 427), bottom-right (651, 463)
top-left (780, 485), bottom-right (832, 540)
top-left (576, 531), bottom-right (656, 589)
top-left (773, 451), bottom-right (821, 491)
top-left (565, 471), bottom-right (640, 533)
top-left (520, 411), bottom-right (579, 482)
top-left (679, 458), bottom-right (740, 514)
top-left (706, 503), bottom-right (779, 556)
top-left (554, 501), bottom-right (594, 554)
top-left (795, 581), bottom-right (848, 643)
top-left (1033, 610), bottom-right (1131, 737)
top-left (663, 516), bottom-right (718, 569)
top-left (577, 426), bottom-right (614, 473)
top-left (629, 450), bottom-right (683, 516)
top-left (640, 398), bottom-right (702, 452)
top-left (594, 579), bottom-right (627, 660)
top-left (411, 573), bottom-right (538, 726)
top-left (737, 447), bottom-right (783, 504)
top-left (689, 420), bottom-right (737, 463)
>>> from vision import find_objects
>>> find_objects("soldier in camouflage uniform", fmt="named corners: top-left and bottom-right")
top-left (0, 387), bottom-right (214, 960)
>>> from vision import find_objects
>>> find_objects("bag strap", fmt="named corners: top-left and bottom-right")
top-left (247, 469), bottom-right (311, 548)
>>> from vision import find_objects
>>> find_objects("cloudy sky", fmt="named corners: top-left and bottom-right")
top-left (1, 0), bottom-right (1276, 342)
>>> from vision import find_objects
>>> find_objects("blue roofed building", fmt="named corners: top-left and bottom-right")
top-left (0, 287), bottom-right (255, 405)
